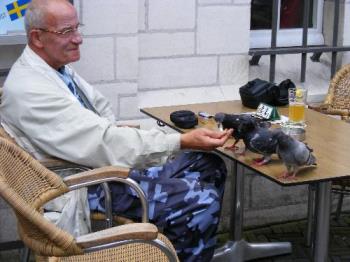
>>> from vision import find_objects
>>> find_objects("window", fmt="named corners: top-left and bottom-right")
top-left (250, 0), bottom-right (324, 48)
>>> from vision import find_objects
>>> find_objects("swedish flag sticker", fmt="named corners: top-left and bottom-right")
top-left (6, 0), bottom-right (31, 21)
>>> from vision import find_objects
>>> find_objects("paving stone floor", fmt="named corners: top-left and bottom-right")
top-left (217, 212), bottom-right (350, 262)
top-left (2, 213), bottom-right (350, 261)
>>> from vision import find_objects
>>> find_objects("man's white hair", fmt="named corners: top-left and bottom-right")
top-left (24, 0), bottom-right (72, 37)
top-left (24, 0), bottom-right (48, 35)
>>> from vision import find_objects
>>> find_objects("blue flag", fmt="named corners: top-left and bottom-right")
top-left (6, 0), bottom-right (31, 21)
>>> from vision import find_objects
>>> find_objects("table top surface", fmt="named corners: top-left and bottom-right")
top-left (141, 100), bottom-right (350, 186)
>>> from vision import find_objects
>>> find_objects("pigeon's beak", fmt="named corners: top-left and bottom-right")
top-left (217, 122), bottom-right (224, 131)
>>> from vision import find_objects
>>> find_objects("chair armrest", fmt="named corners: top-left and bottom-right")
top-left (308, 103), bottom-right (350, 118)
top-left (63, 166), bottom-right (149, 222)
top-left (308, 102), bottom-right (329, 112)
top-left (324, 108), bottom-right (350, 116)
top-left (76, 223), bottom-right (158, 249)
top-left (63, 166), bottom-right (130, 188)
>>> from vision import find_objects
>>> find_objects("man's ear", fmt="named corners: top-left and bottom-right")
top-left (29, 30), bottom-right (44, 48)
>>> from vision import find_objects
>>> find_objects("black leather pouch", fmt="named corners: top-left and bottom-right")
top-left (274, 79), bottom-right (295, 106)
top-left (170, 110), bottom-right (198, 129)
top-left (239, 78), bottom-right (277, 109)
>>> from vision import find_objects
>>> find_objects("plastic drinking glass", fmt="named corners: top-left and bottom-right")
top-left (288, 88), bottom-right (307, 124)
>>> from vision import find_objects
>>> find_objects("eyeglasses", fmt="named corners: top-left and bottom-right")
top-left (36, 23), bottom-right (83, 37)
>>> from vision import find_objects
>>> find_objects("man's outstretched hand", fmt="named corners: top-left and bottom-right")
top-left (180, 128), bottom-right (233, 151)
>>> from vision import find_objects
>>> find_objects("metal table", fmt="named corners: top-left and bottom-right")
top-left (141, 100), bottom-right (350, 262)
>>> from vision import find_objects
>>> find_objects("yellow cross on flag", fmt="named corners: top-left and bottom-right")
top-left (6, 0), bottom-right (31, 21)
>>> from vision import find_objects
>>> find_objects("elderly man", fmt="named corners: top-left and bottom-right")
top-left (0, 0), bottom-right (232, 261)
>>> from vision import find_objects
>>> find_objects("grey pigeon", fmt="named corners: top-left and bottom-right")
top-left (215, 113), bottom-right (278, 165)
top-left (275, 130), bottom-right (317, 179)
top-left (214, 113), bottom-right (242, 149)
top-left (236, 114), bottom-right (278, 165)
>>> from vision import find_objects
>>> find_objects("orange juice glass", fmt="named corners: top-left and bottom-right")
top-left (289, 103), bottom-right (305, 122)
top-left (288, 88), bottom-right (307, 124)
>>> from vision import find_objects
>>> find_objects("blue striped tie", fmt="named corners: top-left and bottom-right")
top-left (58, 67), bottom-right (86, 107)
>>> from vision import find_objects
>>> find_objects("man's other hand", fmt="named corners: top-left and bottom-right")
top-left (180, 128), bottom-right (233, 151)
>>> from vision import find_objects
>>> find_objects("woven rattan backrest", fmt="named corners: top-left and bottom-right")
top-left (0, 127), bottom-right (17, 144)
top-left (0, 138), bottom-right (82, 256)
top-left (324, 64), bottom-right (350, 110)
top-left (0, 137), bottom-right (65, 206)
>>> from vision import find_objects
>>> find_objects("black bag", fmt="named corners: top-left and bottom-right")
top-left (170, 110), bottom-right (198, 129)
top-left (239, 78), bottom-right (295, 109)
top-left (239, 78), bottom-right (276, 109)
top-left (274, 79), bottom-right (295, 106)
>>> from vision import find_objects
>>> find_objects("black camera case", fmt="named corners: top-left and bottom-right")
top-left (239, 78), bottom-right (294, 109)
top-left (170, 110), bottom-right (198, 129)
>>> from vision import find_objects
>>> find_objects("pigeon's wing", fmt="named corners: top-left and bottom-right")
top-left (277, 143), bottom-right (298, 166)
top-left (292, 142), bottom-right (313, 166)
top-left (276, 145), bottom-right (282, 159)
top-left (233, 129), bottom-right (244, 140)
top-left (296, 142), bottom-right (317, 165)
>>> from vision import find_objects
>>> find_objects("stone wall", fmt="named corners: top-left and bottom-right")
top-left (71, 0), bottom-right (250, 121)
top-left (342, 0), bottom-right (350, 64)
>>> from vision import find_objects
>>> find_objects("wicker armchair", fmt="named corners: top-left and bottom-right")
top-left (0, 87), bottom-right (151, 260)
top-left (309, 64), bottom-right (350, 120)
top-left (0, 87), bottom-right (137, 249)
top-left (0, 138), bottom-right (178, 261)
top-left (0, 87), bottom-right (125, 227)
top-left (309, 64), bottom-right (350, 220)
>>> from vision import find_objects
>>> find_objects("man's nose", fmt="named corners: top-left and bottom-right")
top-left (72, 32), bottom-right (83, 44)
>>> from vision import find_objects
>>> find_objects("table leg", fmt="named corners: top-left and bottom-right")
top-left (306, 184), bottom-right (315, 248)
top-left (213, 162), bottom-right (292, 261)
top-left (232, 161), bottom-right (243, 240)
top-left (313, 181), bottom-right (332, 262)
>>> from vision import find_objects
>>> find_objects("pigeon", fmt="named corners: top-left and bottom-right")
top-left (236, 114), bottom-right (279, 165)
top-left (275, 130), bottom-right (317, 179)
top-left (215, 113), bottom-right (278, 165)
top-left (214, 113), bottom-right (242, 150)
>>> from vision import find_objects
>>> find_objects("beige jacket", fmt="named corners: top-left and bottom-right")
top-left (0, 45), bottom-right (180, 169)
top-left (0, 46), bottom-right (181, 237)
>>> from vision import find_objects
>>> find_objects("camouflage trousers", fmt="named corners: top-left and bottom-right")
top-left (88, 151), bottom-right (227, 262)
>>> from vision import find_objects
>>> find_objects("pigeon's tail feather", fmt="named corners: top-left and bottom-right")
top-left (306, 152), bottom-right (317, 166)
top-left (305, 144), bottom-right (314, 152)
